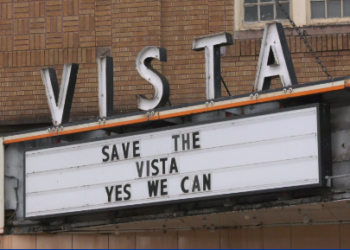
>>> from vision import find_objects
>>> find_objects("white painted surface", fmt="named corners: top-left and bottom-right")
top-left (135, 46), bottom-right (166, 111)
top-left (254, 23), bottom-right (294, 91)
top-left (4, 79), bottom-right (343, 145)
top-left (25, 107), bottom-right (321, 218)
top-left (41, 64), bottom-right (73, 126)
top-left (192, 32), bottom-right (231, 100)
top-left (97, 57), bottom-right (107, 118)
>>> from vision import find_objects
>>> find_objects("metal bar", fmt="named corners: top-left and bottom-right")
top-left (221, 76), bottom-right (232, 96)
top-left (325, 174), bottom-right (350, 180)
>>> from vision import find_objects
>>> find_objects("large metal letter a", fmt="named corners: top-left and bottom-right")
top-left (254, 22), bottom-right (298, 91)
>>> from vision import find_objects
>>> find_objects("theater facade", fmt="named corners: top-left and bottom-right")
top-left (1, 0), bottom-right (350, 248)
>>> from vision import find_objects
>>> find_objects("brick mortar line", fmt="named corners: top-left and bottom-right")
top-left (11, 0), bottom-right (14, 52)
top-left (61, 0), bottom-right (63, 50)
top-left (44, 0), bottom-right (47, 52)
top-left (0, 43), bottom-right (349, 57)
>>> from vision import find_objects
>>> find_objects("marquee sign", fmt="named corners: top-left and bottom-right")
top-left (24, 104), bottom-right (330, 218)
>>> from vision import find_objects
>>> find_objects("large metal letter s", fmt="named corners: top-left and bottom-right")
top-left (136, 46), bottom-right (170, 111)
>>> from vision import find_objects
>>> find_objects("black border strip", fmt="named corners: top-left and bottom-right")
top-left (276, 22), bottom-right (298, 86)
top-left (62, 64), bottom-right (79, 124)
top-left (106, 57), bottom-right (114, 117)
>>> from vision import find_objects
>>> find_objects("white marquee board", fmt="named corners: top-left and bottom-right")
top-left (25, 105), bottom-right (328, 218)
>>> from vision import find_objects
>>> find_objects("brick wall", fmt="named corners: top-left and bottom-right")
top-left (0, 0), bottom-right (349, 125)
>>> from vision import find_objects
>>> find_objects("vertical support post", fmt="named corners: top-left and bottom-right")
top-left (0, 138), bottom-right (4, 234)
top-left (98, 56), bottom-right (114, 118)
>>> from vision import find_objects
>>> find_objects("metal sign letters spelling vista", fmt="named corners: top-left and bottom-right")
top-left (40, 23), bottom-right (296, 126)
top-left (254, 23), bottom-right (297, 91)
top-left (24, 104), bottom-right (329, 218)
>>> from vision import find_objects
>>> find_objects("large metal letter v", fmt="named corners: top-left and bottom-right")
top-left (41, 64), bottom-right (79, 126)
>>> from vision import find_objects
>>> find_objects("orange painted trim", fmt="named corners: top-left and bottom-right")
top-left (5, 133), bottom-right (58, 144)
top-left (58, 125), bottom-right (101, 136)
top-left (257, 85), bottom-right (345, 103)
top-left (162, 85), bottom-right (344, 117)
top-left (159, 107), bottom-right (207, 120)
top-left (102, 118), bottom-right (150, 129)
top-left (3, 84), bottom-right (345, 145)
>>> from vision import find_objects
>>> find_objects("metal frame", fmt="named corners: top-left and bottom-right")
top-left (23, 103), bottom-right (331, 219)
top-left (2, 76), bottom-right (349, 145)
